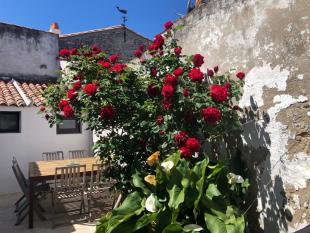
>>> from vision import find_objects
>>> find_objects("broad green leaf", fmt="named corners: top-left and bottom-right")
top-left (132, 171), bottom-right (151, 195)
top-left (193, 158), bottom-right (208, 209)
top-left (162, 223), bottom-right (183, 233)
top-left (206, 184), bottom-right (221, 200)
top-left (226, 216), bottom-right (245, 233)
top-left (204, 213), bottom-right (227, 233)
top-left (155, 209), bottom-right (172, 232)
top-left (167, 185), bottom-right (185, 209)
top-left (107, 192), bottom-right (144, 233)
top-left (132, 213), bottom-right (157, 232)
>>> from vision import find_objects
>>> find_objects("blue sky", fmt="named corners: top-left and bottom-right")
top-left (0, 0), bottom-right (188, 39)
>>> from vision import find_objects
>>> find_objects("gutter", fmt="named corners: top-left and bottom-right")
top-left (12, 79), bottom-right (32, 106)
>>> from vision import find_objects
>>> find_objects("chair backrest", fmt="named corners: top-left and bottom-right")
top-left (12, 157), bottom-right (27, 188)
top-left (42, 151), bottom-right (64, 161)
top-left (12, 158), bottom-right (28, 195)
top-left (54, 165), bottom-right (86, 193)
top-left (90, 164), bottom-right (106, 190)
top-left (68, 150), bottom-right (87, 159)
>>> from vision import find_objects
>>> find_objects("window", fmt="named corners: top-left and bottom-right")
top-left (56, 118), bottom-right (81, 134)
top-left (0, 111), bottom-right (21, 133)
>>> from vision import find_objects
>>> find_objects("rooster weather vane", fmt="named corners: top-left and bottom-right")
top-left (116, 6), bottom-right (128, 42)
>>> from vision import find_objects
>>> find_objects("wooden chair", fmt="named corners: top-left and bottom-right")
top-left (42, 151), bottom-right (64, 161)
top-left (51, 165), bottom-right (87, 228)
top-left (68, 150), bottom-right (87, 159)
top-left (87, 164), bottom-right (116, 221)
top-left (12, 158), bottom-right (47, 225)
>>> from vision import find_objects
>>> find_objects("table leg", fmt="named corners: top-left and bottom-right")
top-left (28, 178), bottom-right (34, 228)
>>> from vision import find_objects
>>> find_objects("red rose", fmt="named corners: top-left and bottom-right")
top-left (147, 84), bottom-right (159, 97)
top-left (83, 83), bottom-right (97, 96)
top-left (58, 99), bottom-right (69, 110)
top-left (111, 63), bottom-right (126, 72)
top-left (153, 35), bottom-right (165, 48)
top-left (148, 43), bottom-right (158, 53)
top-left (91, 45), bottom-right (102, 55)
top-left (192, 54), bottom-right (204, 67)
top-left (180, 147), bottom-right (191, 158)
top-left (63, 105), bottom-right (74, 118)
top-left (202, 107), bottom-right (221, 125)
top-left (174, 131), bottom-right (189, 147)
top-left (100, 105), bottom-right (115, 120)
top-left (109, 54), bottom-right (118, 63)
top-left (174, 47), bottom-right (182, 56)
top-left (185, 137), bottom-right (201, 152)
top-left (151, 68), bottom-right (158, 77)
top-left (173, 67), bottom-right (184, 77)
top-left (156, 115), bottom-right (164, 125)
top-left (161, 85), bottom-right (174, 98)
top-left (162, 100), bottom-right (172, 110)
top-left (98, 60), bottom-right (111, 69)
top-left (214, 66), bottom-right (219, 73)
top-left (164, 74), bottom-right (178, 87)
top-left (159, 50), bottom-right (164, 56)
top-left (224, 82), bottom-right (231, 89)
top-left (73, 81), bottom-right (81, 90)
top-left (159, 130), bottom-right (166, 136)
top-left (139, 44), bottom-right (145, 51)
top-left (40, 106), bottom-right (46, 112)
top-left (188, 68), bottom-right (204, 82)
top-left (210, 85), bottom-right (228, 102)
top-left (134, 50), bottom-right (142, 58)
top-left (236, 71), bottom-right (245, 80)
top-left (183, 88), bottom-right (189, 97)
top-left (74, 73), bottom-right (84, 80)
top-left (164, 21), bottom-right (173, 30)
top-left (207, 69), bottom-right (214, 77)
top-left (67, 89), bottom-right (77, 100)
top-left (59, 49), bottom-right (71, 57)
top-left (70, 48), bottom-right (80, 56)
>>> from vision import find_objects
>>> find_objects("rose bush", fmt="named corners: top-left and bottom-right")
top-left (43, 20), bottom-right (249, 232)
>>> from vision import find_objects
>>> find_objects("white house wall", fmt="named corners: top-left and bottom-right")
top-left (0, 106), bottom-right (93, 194)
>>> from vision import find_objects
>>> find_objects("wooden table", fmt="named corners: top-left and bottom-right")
top-left (28, 157), bottom-right (100, 228)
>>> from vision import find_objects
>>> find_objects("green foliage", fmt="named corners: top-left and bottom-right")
top-left (96, 152), bottom-right (247, 233)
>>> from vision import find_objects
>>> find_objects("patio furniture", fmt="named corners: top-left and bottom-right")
top-left (87, 164), bottom-right (115, 221)
top-left (51, 165), bottom-right (87, 228)
top-left (68, 150), bottom-right (87, 159)
top-left (42, 151), bottom-right (64, 161)
top-left (12, 158), bottom-right (48, 225)
top-left (28, 156), bottom-right (100, 228)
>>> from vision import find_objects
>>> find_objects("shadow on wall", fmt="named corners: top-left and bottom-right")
top-left (206, 96), bottom-right (293, 233)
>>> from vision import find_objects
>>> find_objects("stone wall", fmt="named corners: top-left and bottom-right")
top-left (174, 0), bottom-right (310, 232)
top-left (59, 26), bottom-right (151, 62)
top-left (0, 23), bottom-right (59, 81)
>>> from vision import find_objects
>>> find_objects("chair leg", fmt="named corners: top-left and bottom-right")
top-left (14, 195), bottom-right (26, 212)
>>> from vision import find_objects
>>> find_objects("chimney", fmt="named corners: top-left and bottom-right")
top-left (49, 22), bottom-right (61, 34)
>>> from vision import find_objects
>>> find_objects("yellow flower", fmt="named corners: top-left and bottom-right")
top-left (144, 175), bottom-right (157, 186)
top-left (146, 151), bottom-right (160, 166)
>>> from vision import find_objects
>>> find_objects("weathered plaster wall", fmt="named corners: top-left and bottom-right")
top-left (174, 0), bottom-right (310, 232)
top-left (0, 23), bottom-right (59, 81)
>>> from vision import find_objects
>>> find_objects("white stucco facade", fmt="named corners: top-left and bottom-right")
top-left (0, 106), bottom-right (93, 194)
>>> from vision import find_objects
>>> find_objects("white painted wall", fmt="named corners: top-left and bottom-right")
top-left (0, 106), bottom-right (93, 194)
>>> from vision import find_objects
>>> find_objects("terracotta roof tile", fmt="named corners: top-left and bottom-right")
top-left (0, 80), bottom-right (47, 107)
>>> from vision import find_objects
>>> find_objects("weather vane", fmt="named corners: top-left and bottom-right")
top-left (116, 6), bottom-right (128, 42)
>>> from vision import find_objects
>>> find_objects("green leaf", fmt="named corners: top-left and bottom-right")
top-left (106, 192), bottom-right (144, 233)
top-left (167, 185), bottom-right (185, 209)
top-left (162, 223), bottom-right (183, 233)
top-left (225, 216), bottom-right (245, 233)
top-left (132, 213), bottom-right (157, 232)
top-left (204, 213), bottom-right (227, 233)
top-left (193, 158), bottom-right (208, 209)
top-left (206, 184), bottom-right (221, 200)
top-left (132, 171), bottom-right (151, 195)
